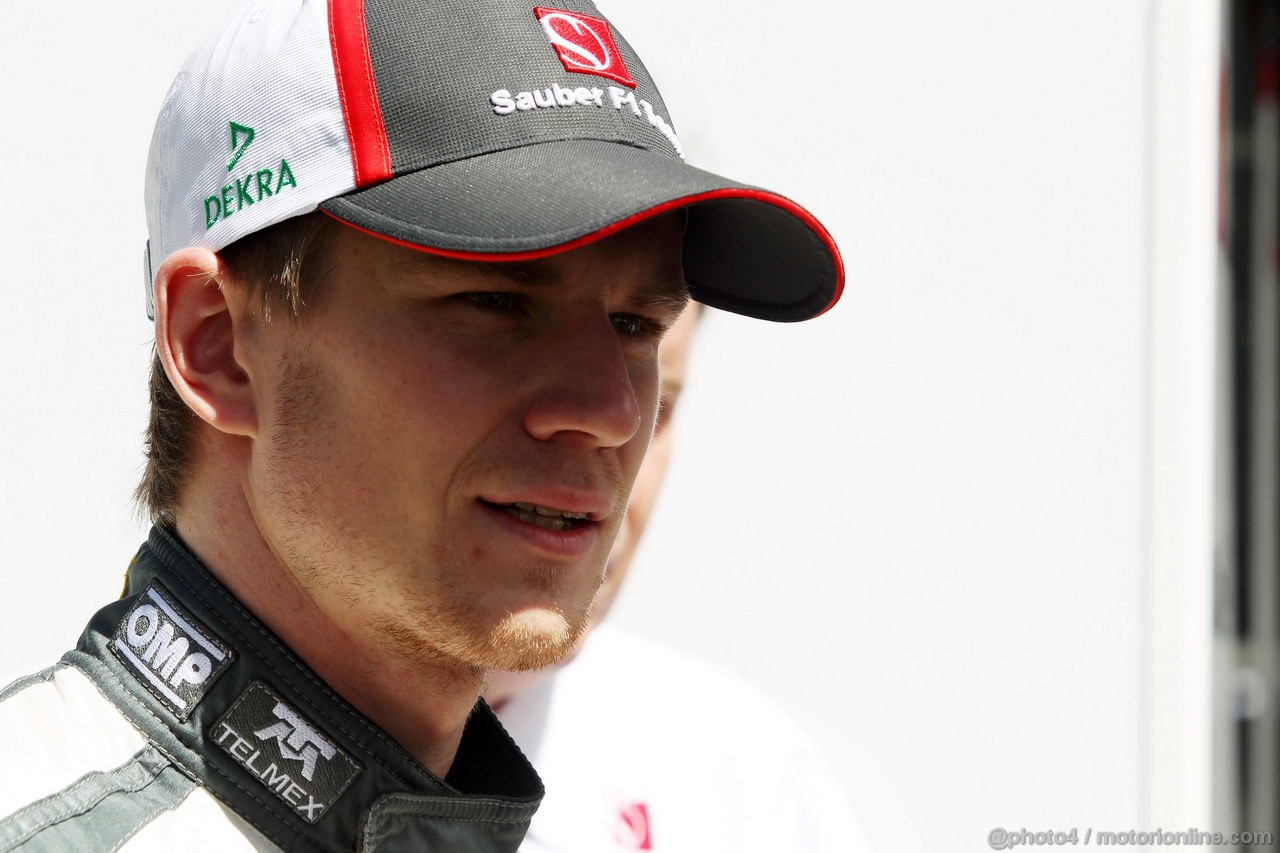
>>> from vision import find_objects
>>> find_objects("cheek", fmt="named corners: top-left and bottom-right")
top-left (360, 333), bottom-right (487, 415)
top-left (338, 326), bottom-right (526, 443)
top-left (264, 335), bottom-right (513, 514)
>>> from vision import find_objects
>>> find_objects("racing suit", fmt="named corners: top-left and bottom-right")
top-left (0, 526), bottom-right (542, 851)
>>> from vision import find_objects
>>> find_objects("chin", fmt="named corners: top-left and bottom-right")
top-left (476, 608), bottom-right (588, 672)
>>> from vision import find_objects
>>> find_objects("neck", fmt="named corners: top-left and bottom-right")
top-left (484, 668), bottom-right (550, 711)
top-left (175, 463), bottom-right (481, 779)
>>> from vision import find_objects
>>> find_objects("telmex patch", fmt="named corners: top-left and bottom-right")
top-left (212, 682), bottom-right (362, 824)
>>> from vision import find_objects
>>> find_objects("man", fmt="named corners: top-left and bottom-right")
top-left (488, 305), bottom-right (873, 853)
top-left (0, 0), bottom-right (841, 850)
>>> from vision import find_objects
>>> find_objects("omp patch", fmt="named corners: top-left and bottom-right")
top-left (111, 582), bottom-right (233, 719)
top-left (533, 7), bottom-right (636, 88)
top-left (212, 682), bottom-right (361, 824)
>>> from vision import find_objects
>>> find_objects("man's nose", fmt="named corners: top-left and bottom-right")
top-left (522, 315), bottom-right (644, 449)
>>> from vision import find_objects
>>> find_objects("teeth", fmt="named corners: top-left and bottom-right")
top-left (508, 501), bottom-right (589, 521)
top-left (508, 506), bottom-right (571, 530)
top-left (533, 515), bottom-right (570, 531)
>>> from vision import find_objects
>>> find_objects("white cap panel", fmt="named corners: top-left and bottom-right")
top-left (144, 0), bottom-right (356, 310)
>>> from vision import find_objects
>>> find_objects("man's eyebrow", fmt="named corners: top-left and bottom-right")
top-left (627, 283), bottom-right (690, 317)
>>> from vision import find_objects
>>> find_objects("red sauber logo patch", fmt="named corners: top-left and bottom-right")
top-left (533, 6), bottom-right (637, 88)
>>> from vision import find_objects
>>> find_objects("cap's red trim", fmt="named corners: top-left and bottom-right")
top-left (322, 188), bottom-right (845, 318)
top-left (328, 0), bottom-right (393, 187)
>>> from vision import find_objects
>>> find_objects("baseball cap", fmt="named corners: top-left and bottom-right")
top-left (143, 0), bottom-right (844, 323)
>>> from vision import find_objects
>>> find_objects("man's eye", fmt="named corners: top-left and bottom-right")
top-left (611, 314), bottom-right (660, 338)
top-left (460, 292), bottom-right (516, 311)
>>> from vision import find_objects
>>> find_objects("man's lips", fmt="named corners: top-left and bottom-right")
top-left (478, 488), bottom-right (612, 524)
top-left (479, 499), bottom-right (593, 532)
top-left (476, 493), bottom-right (610, 558)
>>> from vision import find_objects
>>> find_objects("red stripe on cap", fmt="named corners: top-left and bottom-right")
top-left (328, 0), bottom-right (393, 186)
top-left (322, 188), bottom-right (845, 318)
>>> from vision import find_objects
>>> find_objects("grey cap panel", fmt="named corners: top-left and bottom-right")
top-left (322, 140), bottom-right (739, 250)
top-left (364, 0), bottom-right (680, 174)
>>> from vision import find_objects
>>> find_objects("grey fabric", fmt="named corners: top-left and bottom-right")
top-left (0, 665), bottom-right (61, 704)
top-left (365, 0), bottom-right (675, 173)
top-left (359, 794), bottom-right (535, 852)
top-left (0, 747), bottom-right (194, 852)
top-left (324, 140), bottom-right (732, 249)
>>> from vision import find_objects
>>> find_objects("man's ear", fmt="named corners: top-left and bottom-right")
top-left (153, 247), bottom-right (257, 437)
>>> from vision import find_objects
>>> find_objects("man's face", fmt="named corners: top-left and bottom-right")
top-left (237, 216), bottom-right (687, 674)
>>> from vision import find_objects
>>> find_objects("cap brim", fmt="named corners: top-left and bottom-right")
top-left (319, 140), bottom-right (842, 322)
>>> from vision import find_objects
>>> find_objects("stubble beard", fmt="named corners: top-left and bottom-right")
top-left (359, 541), bottom-right (600, 675)
top-left (264, 349), bottom-right (602, 677)
top-left (382, 575), bottom-right (597, 674)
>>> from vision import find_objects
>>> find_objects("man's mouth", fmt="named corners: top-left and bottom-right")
top-left (480, 500), bottom-right (593, 532)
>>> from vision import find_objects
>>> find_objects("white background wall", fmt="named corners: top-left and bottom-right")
top-left (0, 2), bottom-right (1219, 851)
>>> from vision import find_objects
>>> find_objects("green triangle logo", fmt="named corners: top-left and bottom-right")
top-left (226, 122), bottom-right (255, 172)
